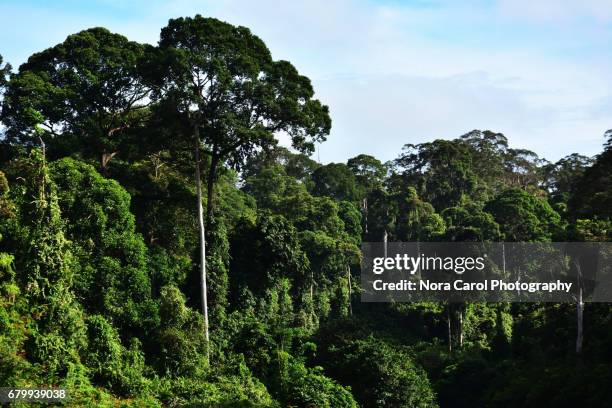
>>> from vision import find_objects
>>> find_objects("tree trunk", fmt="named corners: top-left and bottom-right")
top-left (310, 269), bottom-right (315, 325)
top-left (347, 265), bottom-right (353, 316)
top-left (362, 197), bottom-right (368, 235)
top-left (576, 285), bottom-right (583, 354)
top-left (38, 136), bottom-right (46, 162)
top-left (458, 305), bottom-right (464, 348)
top-left (416, 240), bottom-right (421, 274)
top-left (502, 243), bottom-right (506, 275)
top-left (447, 305), bottom-right (452, 353)
top-left (101, 151), bottom-right (118, 172)
top-left (205, 154), bottom-right (219, 232)
top-left (310, 270), bottom-right (314, 303)
top-left (383, 229), bottom-right (388, 257)
top-left (575, 260), bottom-right (584, 355)
top-left (194, 125), bottom-right (210, 363)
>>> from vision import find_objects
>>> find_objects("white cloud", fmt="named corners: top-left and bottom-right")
top-left (496, 0), bottom-right (612, 23)
top-left (1, 0), bottom-right (610, 162)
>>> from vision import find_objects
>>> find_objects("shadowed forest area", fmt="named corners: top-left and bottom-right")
top-left (1, 15), bottom-right (611, 407)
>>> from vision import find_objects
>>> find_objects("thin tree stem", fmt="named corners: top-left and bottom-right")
top-left (194, 124), bottom-right (210, 363)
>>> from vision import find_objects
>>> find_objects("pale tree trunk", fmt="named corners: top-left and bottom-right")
top-left (383, 229), bottom-right (388, 257)
top-left (575, 260), bottom-right (584, 355)
top-left (310, 269), bottom-right (315, 325)
top-left (310, 271), bottom-right (314, 304)
top-left (309, 269), bottom-right (316, 328)
top-left (38, 136), bottom-right (46, 161)
top-left (502, 243), bottom-right (506, 275)
top-left (416, 241), bottom-right (421, 274)
top-left (447, 305), bottom-right (452, 353)
top-left (194, 124), bottom-right (210, 363)
top-left (362, 197), bottom-right (368, 235)
top-left (576, 286), bottom-right (583, 354)
top-left (458, 306), bottom-right (464, 348)
top-left (205, 154), bottom-right (219, 232)
top-left (347, 265), bottom-right (353, 316)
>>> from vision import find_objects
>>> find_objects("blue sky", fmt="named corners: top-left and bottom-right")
top-left (1, 0), bottom-right (611, 163)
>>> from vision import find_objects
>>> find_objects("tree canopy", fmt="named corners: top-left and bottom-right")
top-left (2, 28), bottom-right (149, 168)
top-left (1, 17), bottom-right (611, 408)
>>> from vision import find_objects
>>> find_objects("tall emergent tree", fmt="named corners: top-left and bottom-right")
top-left (146, 15), bottom-right (331, 353)
top-left (1, 28), bottom-right (149, 169)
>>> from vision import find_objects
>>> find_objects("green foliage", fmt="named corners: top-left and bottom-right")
top-left (230, 214), bottom-right (308, 298)
top-left (50, 158), bottom-right (157, 335)
top-left (461, 303), bottom-right (507, 349)
top-left (278, 352), bottom-right (358, 408)
top-left (441, 202), bottom-right (501, 242)
top-left (396, 187), bottom-right (446, 241)
top-left (338, 201), bottom-right (363, 245)
top-left (568, 132), bottom-right (612, 219)
top-left (244, 163), bottom-right (355, 240)
top-left (566, 218), bottom-right (611, 241)
top-left (348, 154), bottom-right (387, 193)
top-left (205, 217), bottom-right (231, 323)
top-left (2, 28), bottom-right (149, 165)
top-left (316, 332), bottom-right (438, 408)
top-left (154, 285), bottom-right (208, 378)
top-left (459, 130), bottom-right (543, 192)
top-left (364, 185), bottom-right (445, 242)
top-left (0, 151), bottom-right (87, 385)
top-left (153, 369), bottom-right (279, 407)
top-left (392, 139), bottom-right (481, 210)
top-left (0, 171), bottom-right (29, 385)
top-left (151, 15), bottom-right (331, 156)
top-left (84, 315), bottom-right (149, 395)
top-left (311, 162), bottom-right (362, 202)
top-left (436, 354), bottom-right (494, 408)
top-left (485, 188), bottom-right (561, 241)
top-left (541, 153), bottom-right (593, 206)
top-left (3, 17), bottom-right (612, 408)
top-left (146, 14), bottom-right (332, 235)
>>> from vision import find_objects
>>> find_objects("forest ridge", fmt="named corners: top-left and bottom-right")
top-left (1, 15), bottom-right (612, 408)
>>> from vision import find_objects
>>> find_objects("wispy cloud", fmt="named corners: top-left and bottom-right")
top-left (496, 0), bottom-right (612, 23)
top-left (1, 0), bottom-right (610, 162)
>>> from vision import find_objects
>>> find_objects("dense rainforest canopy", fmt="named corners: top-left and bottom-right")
top-left (1, 16), bottom-right (612, 408)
